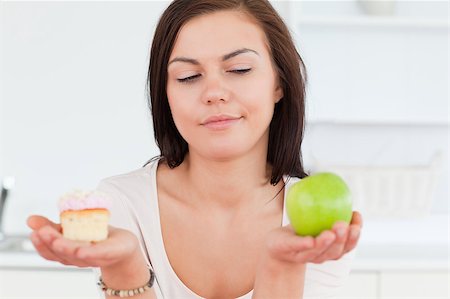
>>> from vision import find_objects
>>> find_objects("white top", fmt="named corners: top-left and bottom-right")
top-left (93, 158), bottom-right (354, 299)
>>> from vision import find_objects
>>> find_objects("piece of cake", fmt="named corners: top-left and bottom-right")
top-left (58, 190), bottom-right (110, 242)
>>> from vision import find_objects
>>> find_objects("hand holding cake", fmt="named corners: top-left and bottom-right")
top-left (27, 190), bottom-right (143, 270)
top-left (26, 185), bottom-right (155, 298)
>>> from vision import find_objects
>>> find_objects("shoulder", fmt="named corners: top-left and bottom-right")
top-left (98, 164), bottom-right (153, 188)
top-left (95, 158), bottom-right (160, 228)
top-left (97, 158), bottom-right (159, 194)
top-left (284, 175), bottom-right (301, 190)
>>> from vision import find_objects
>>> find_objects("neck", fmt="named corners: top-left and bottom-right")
top-left (180, 151), bottom-right (280, 211)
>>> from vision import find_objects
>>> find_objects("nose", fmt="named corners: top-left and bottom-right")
top-left (202, 75), bottom-right (228, 105)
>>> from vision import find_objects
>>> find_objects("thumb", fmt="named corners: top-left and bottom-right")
top-left (27, 215), bottom-right (61, 232)
top-left (280, 225), bottom-right (315, 251)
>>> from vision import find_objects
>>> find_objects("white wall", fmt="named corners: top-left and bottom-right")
top-left (1, 1), bottom-right (448, 234)
top-left (1, 2), bottom-right (168, 233)
top-left (0, 1), bottom-right (5, 191)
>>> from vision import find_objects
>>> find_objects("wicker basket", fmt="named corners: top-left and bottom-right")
top-left (312, 152), bottom-right (443, 219)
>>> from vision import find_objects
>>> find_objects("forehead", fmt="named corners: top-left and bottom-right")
top-left (169, 10), bottom-right (270, 60)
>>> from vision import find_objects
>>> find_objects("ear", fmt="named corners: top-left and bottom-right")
top-left (274, 85), bottom-right (283, 103)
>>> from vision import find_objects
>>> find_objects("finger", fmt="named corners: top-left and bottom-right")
top-left (27, 215), bottom-right (61, 232)
top-left (49, 226), bottom-right (135, 268)
top-left (37, 225), bottom-right (93, 267)
top-left (266, 226), bottom-right (314, 254)
top-left (314, 230), bottom-right (336, 252)
top-left (343, 224), bottom-right (361, 254)
top-left (30, 231), bottom-right (67, 264)
top-left (283, 235), bottom-right (315, 252)
top-left (76, 234), bottom-right (134, 263)
top-left (297, 230), bottom-right (336, 262)
top-left (37, 224), bottom-right (63, 245)
top-left (283, 230), bottom-right (332, 264)
top-left (76, 247), bottom-right (120, 268)
top-left (51, 238), bottom-right (92, 267)
top-left (75, 245), bottom-right (133, 268)
top-left (36, 225), bottom-right (72, 265)
top-left (350, 211), bottom-right (363, 227)
top-left (267, 238), bottom-right (315, 264)
top-left (312, 222), bottom-right (348, 263)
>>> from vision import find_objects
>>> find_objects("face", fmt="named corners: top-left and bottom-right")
top-left (166, 10), bottom-right (283, 161)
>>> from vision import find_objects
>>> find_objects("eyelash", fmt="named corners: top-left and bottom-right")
top-left (176, 68), bottom-right (252, 84)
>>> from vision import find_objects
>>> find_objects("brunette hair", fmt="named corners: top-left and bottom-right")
top-left (147, 0), bottom-right (308, 184)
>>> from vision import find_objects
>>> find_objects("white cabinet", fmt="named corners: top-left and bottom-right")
top-left (337, 270), bottom-right (450, 299)
top-left (0, 269), bottom-right (99, 298)
top-left (0, 267), bottom-right (448, 298)
top-left (380, 271), bottom-right (449, 299)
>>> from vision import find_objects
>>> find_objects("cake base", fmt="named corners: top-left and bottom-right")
top-left (60, 209), bottom-right (109, 242)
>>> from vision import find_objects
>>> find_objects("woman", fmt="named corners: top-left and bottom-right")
top-left (27, 1), bottom-right (363, 298)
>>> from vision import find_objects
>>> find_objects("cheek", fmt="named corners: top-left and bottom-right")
top-left (167, 80), bottom-right (202, 110)
top-left (166, 86), bottom-right (199, 139)
top-left (168, 99), bottom-right (189, 129)
top-left (236, 74), bottom-right (277, 120)
top-left (167, 83), bottom-right (190, 117)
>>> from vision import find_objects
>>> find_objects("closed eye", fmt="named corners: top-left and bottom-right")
top-left (229, 68), bottom-right (252, 74)
top-left (176, 68), bottom-right (251, 84)
top-left (177, 74), bottom-right (201, 83)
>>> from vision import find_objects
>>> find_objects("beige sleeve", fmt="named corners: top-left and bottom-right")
top-left (91, 178), bottom-right (154, 299)
top-left (303, 249), bottom-right (356, 299)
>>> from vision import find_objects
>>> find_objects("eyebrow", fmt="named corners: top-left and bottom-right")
top-left (168, 48), bottom-right (259, 66)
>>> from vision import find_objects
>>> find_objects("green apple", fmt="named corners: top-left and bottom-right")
top-left (286, 172), bottom-right (352, 237)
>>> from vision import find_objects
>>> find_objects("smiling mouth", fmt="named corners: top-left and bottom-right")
top-left (202, 117), bottom-right (242, 130)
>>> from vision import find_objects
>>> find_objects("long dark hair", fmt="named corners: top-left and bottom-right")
top-left (147, 0), bottom-right (308, 184)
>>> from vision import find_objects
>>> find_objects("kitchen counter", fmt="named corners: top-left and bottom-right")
top-left (2, 245), bottom-right (447, 272)
top-left (1, 214), bottom-right (448, 271)
top-left (351, 213), bottom-right (449, 271)
top-left (0, 251), bottom-right (79, 270)
top-left (352, 243), bottom-right (448, 271)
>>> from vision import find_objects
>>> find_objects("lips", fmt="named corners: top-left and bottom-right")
top-left (202, 114), bottom-right (241, 125)
top-left (201, 114), bottom-right (242, 130)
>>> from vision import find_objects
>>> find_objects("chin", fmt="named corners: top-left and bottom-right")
top-left (202, 144), bottom-right (249, 161)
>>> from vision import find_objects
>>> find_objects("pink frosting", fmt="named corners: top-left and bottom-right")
top-left (58, 190), bottom-right (111, 212)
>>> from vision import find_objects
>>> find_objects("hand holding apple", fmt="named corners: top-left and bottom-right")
top-left (260, 172), bottom-right (362, 267)
top-left (253, 209), bottom-right (362, 299)
top-left (263, 211), bottom-right (362, 266)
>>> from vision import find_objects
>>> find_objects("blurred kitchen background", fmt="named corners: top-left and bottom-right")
top-left (0, 1), bottom-right (448, 298)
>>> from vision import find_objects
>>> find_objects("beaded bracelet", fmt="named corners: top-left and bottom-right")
top-left (97, 268), bottom-right (155, 298)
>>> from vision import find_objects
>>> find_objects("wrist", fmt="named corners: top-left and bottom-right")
top-left (261, 250), bottom-right (306, 275)
top-left (253, 252), bottom-right (306, 298)
top-left (101, 247), bottom-right (149, 289)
